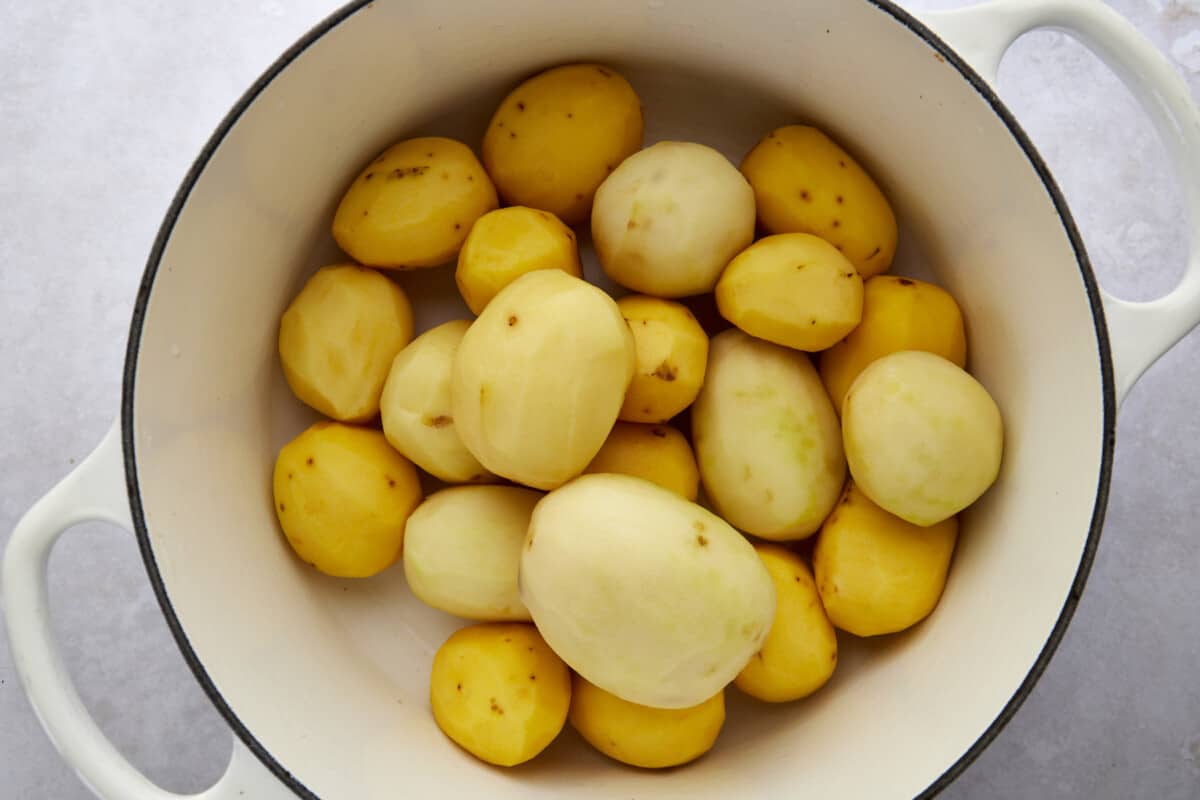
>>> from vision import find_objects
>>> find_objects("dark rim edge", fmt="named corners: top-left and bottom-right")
top-left (120, 2), bottom-right (1118, 799)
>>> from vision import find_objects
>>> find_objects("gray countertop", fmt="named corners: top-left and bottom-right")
top-left (1, 1), bottom-right (1198, 797)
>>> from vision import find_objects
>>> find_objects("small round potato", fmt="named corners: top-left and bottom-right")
top-left (332, 136), bottom-right (498, 268)
top-left (272, 422), bottom-right (421, 577)
top-left (584, 422), bottom-right (699, 501)
top-left (820, 275), bottom-right (967, 412)
top-left (734, 545), bottom-right (838, 703)
top-left (716, 233), bottom-right (864, 352)
top-left (455, 206), bottom-right (582, 315)
top-left (403, 486), bottom-right (539, 621)
top-left (379, 320), bottom-right (492, 484)
top-left (429, 623), bottom-right (571, 767)
top-left (593, 141), bottom-right (756, 298)
top-left (843, 351), bottom-right (1003, 526)
top-left (814, 482), bottom-right (958, 637)
top-left (617, 295), bottom-right (709, 423)
top-left (483, 64), bottom-right (643, 224)
top-left (569, 676), bottom-right (725, 769)
top-left (741, 125), bottom-right (897, 278)
top-left (279, 265), bottom-right (413, 422)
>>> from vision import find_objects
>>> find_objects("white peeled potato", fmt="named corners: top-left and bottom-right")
top-left (692, 330), bottom-right (845, 541)
top-left (843, 350), bottom-right (1003, 526)
top-left (521, 474), bottom-right (775, 709)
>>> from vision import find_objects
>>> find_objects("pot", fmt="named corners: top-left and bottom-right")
top-left (6, 0), bottom-right (1200, 798)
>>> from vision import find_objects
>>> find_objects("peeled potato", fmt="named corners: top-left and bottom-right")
top-left (843, 351), bottom-right (1003, 526)
top-left (332, 136), bottom-right (498, 268)
top-left (716, 233), bottom-right (864, 352)
top-left (814, 482), bottom-right (958, 636)
top-left (483, 64), bottom-right (643, 224)
top-left (455, 206), bottom-right (582, 314)
top-left (272, 422), bottom-right (421, 577)
top-left (279, 264), bottom-right (413, 422)
top-left (569, 675), bottom-right (725, 769)
top-left (584, 422), bottom-right (699, 501)
top-left (741, 125), bottom-right (897, 278)
top-left (820, 275), bottom-right (967, 412)
top-left (429, 623), bottom-right (571, 767)
top-left (617, 295), bottom-right (709, 423)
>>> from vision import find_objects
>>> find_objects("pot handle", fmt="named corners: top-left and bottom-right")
top-left (919, 0), bottom-right (1200, 404)
top-left (2, 422), bottom-right (289, 800)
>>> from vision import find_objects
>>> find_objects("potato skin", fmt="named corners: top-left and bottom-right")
top-left (692, 330), bottom-right (845, 541)
top-left (272, 422), bottom-right (421, 577)
top-left (429, 623), bottom-right (571, 767)
top-left (569, 675), bottom-right (725, 769)
top-left (814, 482), bottom-right (958, 637)
top-left (278, 264), bottom-right (413, 422)
top-left (741, 125), bottom-right (897, 278)
top-left (483, 64), bottom-right (643, 225)
top-left (617, 295), bottom-right (709, 423)
top-left (584, 422), bottom-right (699, 501)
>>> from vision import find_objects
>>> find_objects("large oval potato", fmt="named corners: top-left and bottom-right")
top-left (279, 264), bottom-right (413, 422)
top-left (272, 422), bottom-right (422, 577)
top-left (332, 136), bottom-right (498, 268)
top-left (452, 270), bottom-right (635, 490)
top-left (843, 351), bottom-right (1003, 526)
top-left (592, 141), bottom-right (756, 298)
top-left (483, 64), bottom-right (643, 225)
top-left (403, 486), bottom-right (539, 621)
top-left (379, 320), bottom-right (492, 484)
top-left (584, 422), bottom-right (699, 501)
top-left (617, 295), bottom-right (709, 423)
top-left (693, 330), bottom-right (845, 540)
top-left (741, 125), bottom-right (897, 278)
top-left (430, 623), bottom-right (571, 767)
top-left (521, 474), bottom-right (775, 709)
top-left (814, 482), bottom-right (958, 636)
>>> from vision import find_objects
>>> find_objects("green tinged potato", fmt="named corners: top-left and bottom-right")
top-left (617, 294), bottom-right (709, 424)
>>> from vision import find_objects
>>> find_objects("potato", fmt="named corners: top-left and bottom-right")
top-left (592, 141), bottom-right (756, 298)
top-left (403, 486), bottom-right (538, 621)
top-left (734, 545), bottom-right (837, 702)
top-left (521, 474), bottom-right (775, 708)
top-left (820, 275), bottom-right (967, 412)
top-left (482, 64), bottom-right (642, 225)
top-left (429, 623), bottom-right (571, 767)
top-left (379, 320), bottom-right (492, 484)
top-left (716, 233), bottom-right (864, 352)
top-left (332, 136), bottom-right (497, 268)
top-left (617, 295), bottom-right (709, 423)
top-left (279, 264), bottom-right (413, 422)
top-left (272, 422), bottom-right (421, 577)
top-left (692, 330), bottom-right (845, 541)
top-left (455, 206), bottom-right (582, 315)
top-left (843, 351), bottom-right (1003, 526)
top-left (741, 125), bottom-right (897, 278)
top-left (569, 675), bottom-right (725, 769)
top-left (584, 422), bottom-right (699, 501)
top-left (814, 482), bottom-right (958, 636)
top-left (452, 270), bottom-right (635, 490)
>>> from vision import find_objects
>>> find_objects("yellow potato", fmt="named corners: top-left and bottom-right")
top-left (584, 422), bottom-right (699, 501)
top-left (332, 136), bottom-right (497, 268)
top-left (814, 482), bottom-right (958, 637)
top-left (820, 275), bottom-right (967, 412)
top-left (429, 623), bottom-right (571, 767)
top-left (272, 422), bottom-right (421, 578)
top-left (483, 64), bottom-right (643, 224)
top-left (843, 351), bottom-right (1003, 526)
top-left (741, 125), bottom-right (897, 278)
top-left (734, 545), bottom-right (837, 702)
top-left (278, 265), bottom-right (413, 422)
top-left (716, 233), bottom-right (864, 352)
top-left (617, 295), bottom-right (709, 423)
top-left (569, 675), bottom-right (725, 769)
top-left (455, 206), bottom-right (582, 315)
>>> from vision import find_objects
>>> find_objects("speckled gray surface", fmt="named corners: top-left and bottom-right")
top-left (1, 1), bottom-right (1198, 798)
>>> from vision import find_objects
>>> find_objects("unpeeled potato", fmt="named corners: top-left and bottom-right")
top-left (617, 294), bottom-right (709, 424)
top-left (584, 422), bottom-right (699, 501)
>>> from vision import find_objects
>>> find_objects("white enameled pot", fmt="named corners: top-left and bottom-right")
top-left (6, 1), bottom-right (1200, 798)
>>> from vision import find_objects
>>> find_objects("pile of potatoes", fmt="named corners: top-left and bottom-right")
top-left (272, 63), bottom-right (1004, 770)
